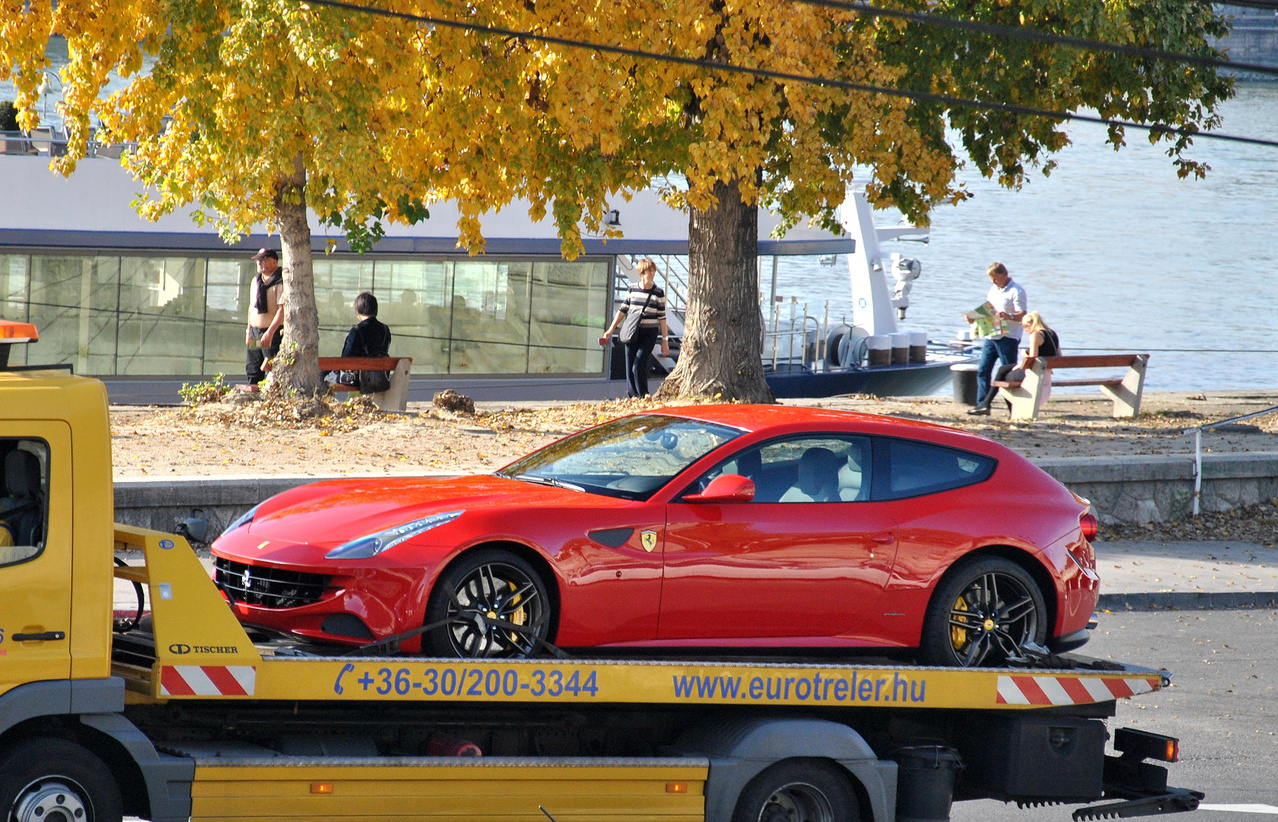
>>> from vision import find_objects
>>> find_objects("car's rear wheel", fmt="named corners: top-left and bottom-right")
top-left (424, 548), bottom-right (551, 658)
top-left (920, 556), bottom-right (1047, 667)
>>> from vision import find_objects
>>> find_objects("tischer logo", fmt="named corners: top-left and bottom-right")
top-left (169, 644), bottom-right (240, 655)
top-left (640, 531), bottom-right (658, 552)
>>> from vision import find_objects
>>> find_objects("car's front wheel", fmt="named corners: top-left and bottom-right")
top-left (424, 548), bottom-right (551, 658)
top-left (920, 556), bottom-right (1047, 667)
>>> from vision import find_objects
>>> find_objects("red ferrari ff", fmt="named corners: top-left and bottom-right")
top-left (211, 405), bottom-right (1100, 666)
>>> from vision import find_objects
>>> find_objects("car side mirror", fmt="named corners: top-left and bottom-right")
top-left (685, 473), bottom-right (755, 504)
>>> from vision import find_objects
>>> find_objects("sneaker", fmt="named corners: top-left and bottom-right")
top-left (966, 406), bottom-right (990, 416)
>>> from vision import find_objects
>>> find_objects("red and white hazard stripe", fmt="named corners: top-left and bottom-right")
top-left (996, 674), bottom-right (1157, 706)
top-left (160, 665), bottom-right (256, 697)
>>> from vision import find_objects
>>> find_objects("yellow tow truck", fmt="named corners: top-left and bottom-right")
top-left (0, 321), bottom-right (1200, 822)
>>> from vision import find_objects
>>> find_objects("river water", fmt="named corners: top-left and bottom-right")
top-left (775, 82), bottom-right (1278, 393)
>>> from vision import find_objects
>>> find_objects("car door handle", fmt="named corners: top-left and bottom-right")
top-left (870, 532), bottom-right (895, 545)
top-left (12, 631), bottom-right (66, 642)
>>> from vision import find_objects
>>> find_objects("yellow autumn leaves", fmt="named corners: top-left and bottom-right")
top-left (2, 0), bottom-right (957, 250)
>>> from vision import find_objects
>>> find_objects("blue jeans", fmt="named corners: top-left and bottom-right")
top-left (976, 337), bottom-right (1019, 406)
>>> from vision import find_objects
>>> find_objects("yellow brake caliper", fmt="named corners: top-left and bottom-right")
top-left (950, 595), bottom-right (970, 650)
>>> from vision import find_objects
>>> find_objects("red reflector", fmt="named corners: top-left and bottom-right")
top-left (1167, 739), bottom-right (1179, 762)
top-left (1080, 513), bottom-right (1099, 541)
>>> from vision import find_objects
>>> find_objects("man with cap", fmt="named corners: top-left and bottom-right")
top-left (245, 248), bottom-right (285, 388)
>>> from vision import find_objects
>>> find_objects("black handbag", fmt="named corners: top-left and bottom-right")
top-left (619, 290), bottom-right (656, 343)
top-left (358, 369), bottom-right (392, 395)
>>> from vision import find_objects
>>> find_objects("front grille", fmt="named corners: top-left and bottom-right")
top-left (214, 557), bottom-right (331, 609)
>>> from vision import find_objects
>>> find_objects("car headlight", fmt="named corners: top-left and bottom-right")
top-left (325, 510), bottom-right (465, 560)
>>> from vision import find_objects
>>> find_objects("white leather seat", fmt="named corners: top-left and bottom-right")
top-left (780, 447), bottom-right (840, 503)
top-left (838, 452), bottom-right (867, 501)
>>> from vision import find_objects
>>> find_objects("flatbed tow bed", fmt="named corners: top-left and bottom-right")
top-left (113, 523), bottom-right (1163, 713)
top-left (0, 357), bottom-right (1200, 822)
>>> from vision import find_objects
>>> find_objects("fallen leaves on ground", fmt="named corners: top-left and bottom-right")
top-left (1104, 499), bottom-right (1278, 547)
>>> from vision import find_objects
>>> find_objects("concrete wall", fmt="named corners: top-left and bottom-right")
top-left (114, 452), bottom-right (1278, 540)
top-left (1037, 453), bottom-right (1278, 525)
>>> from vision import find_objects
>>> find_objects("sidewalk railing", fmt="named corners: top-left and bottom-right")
top-left (1184, 405), bottom-right (1278, 515)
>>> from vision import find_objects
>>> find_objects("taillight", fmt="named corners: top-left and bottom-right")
top-left (1079, 512), bottom-right (1098, 541)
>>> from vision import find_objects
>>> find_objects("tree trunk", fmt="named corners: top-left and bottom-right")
top-left (656, 178), bottom-right (775, 403)
top-left (273, 154), bottom-right (322, 398)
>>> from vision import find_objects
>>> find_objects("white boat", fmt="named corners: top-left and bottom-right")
top-left (753, 190), bottom-right (975, 398)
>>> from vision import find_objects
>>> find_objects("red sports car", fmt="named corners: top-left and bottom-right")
top-left (210, 405), bottom-right (1100, 666)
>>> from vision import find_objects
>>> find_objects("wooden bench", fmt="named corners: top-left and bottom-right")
top-left (318, 356), bottom-right (413, 412)
top-left (994, 353), bottom-right (1149, 420)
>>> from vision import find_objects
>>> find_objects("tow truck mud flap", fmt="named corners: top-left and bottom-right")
top-left (184, 755), bottom-right (708, 822)
top-left (78, 712), bottom-right (195, 822)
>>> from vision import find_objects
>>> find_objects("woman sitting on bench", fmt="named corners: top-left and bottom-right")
top-left (325, 292), bottom-right (393, 394)
top-left (968, 311), bottom-right (1060, 416)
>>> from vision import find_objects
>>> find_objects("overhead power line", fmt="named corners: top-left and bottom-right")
top-left (295, 0), bottom-right (1278, 150)
top-left (795, 0), bottom-right (1278, 79)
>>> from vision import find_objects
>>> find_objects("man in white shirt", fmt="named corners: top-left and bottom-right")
top-left (969, 261), bottom-right (1027, 415)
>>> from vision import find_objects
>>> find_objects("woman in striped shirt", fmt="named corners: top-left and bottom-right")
top-left (599, 258), bottom-right (670, 398)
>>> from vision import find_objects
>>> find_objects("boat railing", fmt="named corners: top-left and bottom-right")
top-left (764, 297), bottom-right (832, 373)
top-left (2, 129), bottom-right (133, 158)
top-left (1184, 406), bottom-right (1278, 516)
top-left (652, 255), bottom-right (690, 314)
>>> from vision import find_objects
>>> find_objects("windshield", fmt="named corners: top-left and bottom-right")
top-left (496, 414), bottom-right (743, 500)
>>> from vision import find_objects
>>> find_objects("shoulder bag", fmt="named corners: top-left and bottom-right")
top-left (619, 289), bottom-right (656, 344)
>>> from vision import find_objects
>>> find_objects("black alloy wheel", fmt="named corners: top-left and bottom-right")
top-left (920, 556), bottom-right (1047, 667)
top-left (425, 548), bottom-right (551, 659)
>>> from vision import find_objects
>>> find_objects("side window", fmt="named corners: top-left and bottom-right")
top-left (0, 439), bottom-right (49, 566)
top-left (692, 435), bottom-right (872, 503)
top-left (877, 438), bottom-right (995, 501)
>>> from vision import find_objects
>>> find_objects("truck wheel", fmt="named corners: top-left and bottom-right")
top-left (0, 738), bottom-right (123, 822)
top-left (920, 556), bottom-right (1047, 667)
top-left (732, 759), bottom-right (859, 822)
top-left (424, 548), bottom-right (551, 658)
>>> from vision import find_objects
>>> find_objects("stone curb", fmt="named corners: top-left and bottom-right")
top-left (1097, 591), bottom-right (1278, 611)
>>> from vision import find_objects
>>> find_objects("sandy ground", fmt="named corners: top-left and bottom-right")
top-left (110, 388), bottom-right (1278, 480)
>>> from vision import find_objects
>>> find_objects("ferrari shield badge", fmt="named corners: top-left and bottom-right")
top-left (640, 530), bottom-right (658, 552)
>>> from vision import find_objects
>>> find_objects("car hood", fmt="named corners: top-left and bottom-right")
top-left (218, 475), bottom-right (611, 555)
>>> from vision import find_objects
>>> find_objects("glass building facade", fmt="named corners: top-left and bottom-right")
top-left (0, 251), bottom-right (612, 378)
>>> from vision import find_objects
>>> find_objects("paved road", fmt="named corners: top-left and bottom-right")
top-left (953, 608), bottom-right (1278, 822)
